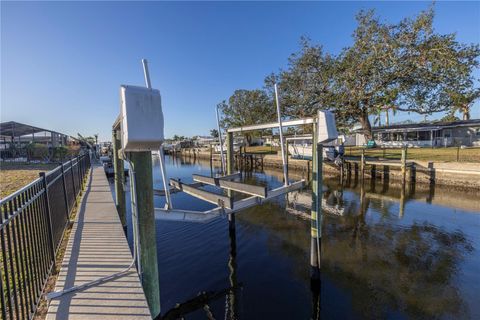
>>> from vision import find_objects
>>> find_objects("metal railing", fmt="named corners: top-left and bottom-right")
top-left (0, 152), bottom-right (91, 319)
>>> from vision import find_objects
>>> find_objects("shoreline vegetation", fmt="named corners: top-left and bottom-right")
top-left (1, 145), bottom-right (479, 201)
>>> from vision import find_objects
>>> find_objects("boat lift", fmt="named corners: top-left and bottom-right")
top-left (155, 101), bottom-right (338, 222)
top-left (110, 59), bottom-right (337, 316)
top-left (112, 59), bottom-right (337, 225)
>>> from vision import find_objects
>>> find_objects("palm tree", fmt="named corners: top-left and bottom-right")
top-left (449, 87), bottom-right (480, 121)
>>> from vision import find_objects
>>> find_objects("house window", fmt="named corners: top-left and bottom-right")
top-left (443, 129), bottom-right (452, 138)
top-left (476, 128), bottom-right (480, 137)
top-left (407, 132), bottom-right (417, 141)
top-left (418, 131), bottom-right (430, 140)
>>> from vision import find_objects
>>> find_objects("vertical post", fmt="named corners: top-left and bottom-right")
top-left (310, 123), bottom-right (321, 286)
top-left (128, 152), bottom-right (160, 318)
top-left (158, 145), bottom-right (172, 209)
top-left (274, 83), bottom-right (288, 186)
top-left (399, 181), bottom-right (406, 218)
top-left (70, 157), bottom-right (77, 200)
top-left (227, 213), bottom-right (237, 318)
top-left (209, 144), bottom-right (213, 169)
top-left (76, 155), bottom-right (82, 193)
top-left (285, 140), bottom-right (289, 181)
top-left (360, 148), bottom-right (365, 180)
top-left (456, 145), bottom-right (460, 162)
top-left (137, 58), bottom-right (161, 317)
top-left (401, 147), bottom-right (407, 184)
top-left (60, 163), bottom-right (70, 219)
top-left (226, 132), bottom-right (234, 175)
top-left (40, 172), bottom-right (56, 267)
top-left (216, 105), bottom-right (226, 175)
top-left (226, 131), bottom-right (235, 236)
top-left (112, 129), bottom-right (126, 231)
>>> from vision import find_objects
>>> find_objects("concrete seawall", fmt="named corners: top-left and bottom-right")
top-left (176, 149), bottom-right (480, 189)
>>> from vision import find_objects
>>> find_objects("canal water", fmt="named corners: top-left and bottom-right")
top-left (114, 155), bottom-right (480, 319)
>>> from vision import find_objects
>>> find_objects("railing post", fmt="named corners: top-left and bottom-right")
top-left (70, 157), bottom-right (77, 200)
top-left (39, 172), bottom-right (56, 267)
top-left (60, 162), bottom-right (70, 219)
top-left (77, 154), bottom-right (82, 191)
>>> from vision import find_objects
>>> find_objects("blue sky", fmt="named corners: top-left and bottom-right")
top-left (1, 1), bottom-right (479, 141)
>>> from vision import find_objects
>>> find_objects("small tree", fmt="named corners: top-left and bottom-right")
top-left (210, 129), bottom-right (219, 138)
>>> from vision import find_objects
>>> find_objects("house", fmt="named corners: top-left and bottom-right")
top-left (368, 119), bottom-right (480, 147)
top-left (193, 136), bottom-right (217, 147)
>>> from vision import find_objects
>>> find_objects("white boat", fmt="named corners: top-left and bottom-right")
top-left (214, 142), bottom-right (241, 153)
top-left (287, 138), bottom-right (336, 161)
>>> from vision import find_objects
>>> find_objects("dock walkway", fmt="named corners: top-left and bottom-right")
top-left (47, 165), bottom-right (151, 319)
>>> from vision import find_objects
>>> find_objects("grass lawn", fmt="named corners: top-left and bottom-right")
top-left (345, 146), bottom-right (480, 162)
top-left (0, 162), bottom-right (58, 199)
top-left (244, 145), bottom-right (280, 154)
top-left (245, 145), bottom-right (479, 162)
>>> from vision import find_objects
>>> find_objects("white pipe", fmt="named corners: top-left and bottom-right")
top-left (142, 59), bottom-right (172, 209)
top-left (216, 105), bottom-right (226, 175)
top-left (158, 145), bottom-right (172, 209)
top-left (128, 158), bottom-right (142, 278)
top-left (274, 83), bottom-right (288, 186)
top-left (141, 59), bottom-right (152, 89)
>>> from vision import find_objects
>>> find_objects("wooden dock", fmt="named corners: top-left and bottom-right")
top-left (47, 165), bottom-right (151, 320)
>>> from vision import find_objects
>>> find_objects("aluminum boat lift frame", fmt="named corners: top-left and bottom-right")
top-left (155, 86), bottom-right (323, 222)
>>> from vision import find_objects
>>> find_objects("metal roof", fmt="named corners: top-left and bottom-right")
top-left (0, 121), bottom-right (68, 138)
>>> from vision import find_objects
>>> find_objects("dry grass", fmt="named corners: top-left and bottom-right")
top-left (0, 162), bottom-right (58, 199)
top-left (244, 145), bottom-right (280, 154)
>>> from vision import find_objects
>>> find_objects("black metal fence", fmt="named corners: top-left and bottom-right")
top-left (0, 152), bottom-right (91, 319)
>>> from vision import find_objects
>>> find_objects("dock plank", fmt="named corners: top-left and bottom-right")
top-left (47, 165), bottom-right (151, 320)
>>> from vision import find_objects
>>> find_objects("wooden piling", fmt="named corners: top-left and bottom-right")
top-left (225, 132), bottom-right (236, 239)
top-left (112, 129), bottom-right (126, 231)
top-left (401, 147), bottom-right (407, 184)
top-left (128, 152), bottom-right (160, 318)
top-left (226, 132), bottom-right (234, 175)
top-left (209, 144), bottom-right (213, 169)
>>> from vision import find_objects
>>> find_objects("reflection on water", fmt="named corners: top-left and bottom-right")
top-left (119, 155), bottom-right (479, 319)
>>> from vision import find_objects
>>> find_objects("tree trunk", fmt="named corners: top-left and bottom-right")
top-left (462, 105), bottom-right (470, 120)
top-left (359, 111), bottom-right (373, 141)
